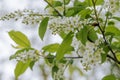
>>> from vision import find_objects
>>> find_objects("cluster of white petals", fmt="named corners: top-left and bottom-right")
top-left (104, 0), bottom-right (120, 13)
top-left (53, 62), bottom-right (68, 80)
top-left (72, 37), bottom-right (104, 71)
top-left (15, 50), bottom-right (39, 63)
top-left (53, 69), bottom-right (64, 80)
top-left (0, 9), bottom-right (43, 25)
top-left (48, 15), bottom-right (83, 34)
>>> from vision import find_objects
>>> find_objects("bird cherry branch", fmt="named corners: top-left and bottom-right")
top-left (91, 0), bottom-right (120, 64)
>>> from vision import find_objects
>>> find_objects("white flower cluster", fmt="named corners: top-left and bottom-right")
top-left (72, 37), bottom-right (104, 71)
top-left (53, 69), bottom-right (64, 80)
top-left (48, 15), bottom-right (83, 34)
top-left (15, 49), bottom-right (40, 63)
top-left (53, 63), bottom-right (66, 80)
top-left (0, 9), bottom-right (43, 25)
top-left (104, 0), bottom-right (120, 13)
top-left (80, 42), bottom-right (102, 71)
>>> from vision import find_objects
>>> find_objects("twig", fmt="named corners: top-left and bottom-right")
top-left (45, 56), bottom-right (83, 59)
top-left (107, 55), bottom-right (120, 64)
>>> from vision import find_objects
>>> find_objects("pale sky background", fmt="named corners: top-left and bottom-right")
top-left (0, 0), bottom-right (49, 80)
top-left (0, 0), bottom-right (112, 80)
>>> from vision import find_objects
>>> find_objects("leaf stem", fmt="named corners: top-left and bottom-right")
top-left (63, 0), bottom-right (66, 16)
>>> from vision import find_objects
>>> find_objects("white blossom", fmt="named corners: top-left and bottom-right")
top-left (15, 49), bottom-right (40, 63)
top-left (72, 37), bottom-right (104, 71)
top-left (104, 0), bottom-right (120, 13)
top-left (48, 15), bottom-right (83, 34)
top-left (53, 62), bottom-right (68, 80)
top-left (0, 9), bottom-right (43, 25)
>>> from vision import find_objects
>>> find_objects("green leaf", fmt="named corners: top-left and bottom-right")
top-left (65, 9), bottom-right (75, 17)
top-left (64, 0), bottom-right (70, 5)
top-left (78, 9), bottom-right (92, 19)
top-left (111, 42), bottom-right (120, 51)
top-left (38, 17), bottom-right (49, 40)
top-left (65, 46), bottom-right (74, 54)
top-left (95, 0), bottom-right (104, 5)
top-left (99, 42), bottom-right (109, 53)
top-left (105, 11), bottom-right (112, 17)
top-left (29, 61), bottom-right (35, 70)
top-left (102, 74), bottom-right (116, 80)
top-left (45, 1), bottom-right (62, 9)
top-left (113, 16), bottom-right (120, 21)
top-left (15, 60), bottom-right (31, 79)
top-left (56, 32), bottom-right (74, 60)
top-left (59, 59), bottom-right (67, 64)
top-left (116, 52), bottom-right (120, 61)
top-left (108, 21), bottom-right (115, 25)
top-left (8, 30), bottom-right (31, 48)
top-left (52, 1), bottom-right (62, 7)
top-left (85, 0), bottom-right (104, 6)
top-left (42, 43), bottom-right (60, 53)
top-left (101, 53), bottom-right (107, 63)
top-left (52, 65), bottom-right (59, 77)
top-left (65, 6), bottom-right (85, 17)
top-left (45, 54), bottom-right (54, 64)
top-left (114, 36), bottom-right (120, 41)
top-left (87, 27), bottom-right (98, 42)
top-left (105, 25), bottom-right (120, 36)
top-left (59, 31), bottom-right (67, 39)
top-left (74, 0), bottom-right (87, 7)
top-left (76, 26), bottom-right (88, 45)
